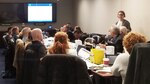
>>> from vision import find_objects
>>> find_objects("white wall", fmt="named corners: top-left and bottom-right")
top-left (75, 0), bottom-right (150, 40)
top-left (75, 0), bottom-right (122, 34)
top-left (122, 0), bottom-right (150, 40)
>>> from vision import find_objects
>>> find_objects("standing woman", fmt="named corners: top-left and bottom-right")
top-left (116, 10), bottom-right (131, 32)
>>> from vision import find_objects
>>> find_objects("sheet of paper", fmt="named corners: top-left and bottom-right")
top-left (78, 48), bottom-right (91, 59)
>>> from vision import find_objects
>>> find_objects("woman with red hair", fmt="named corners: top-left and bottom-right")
top-left (48, 32), bottom-right (76, 55)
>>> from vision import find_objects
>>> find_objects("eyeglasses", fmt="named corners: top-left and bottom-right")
top-left (118, 13), bottom-right (124, 16)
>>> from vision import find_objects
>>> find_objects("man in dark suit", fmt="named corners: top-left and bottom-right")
top-left (100, 26), bottom-right (123, 54)
top-left (106, 26), bottom-right (123, 53)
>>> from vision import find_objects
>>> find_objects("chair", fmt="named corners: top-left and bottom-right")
top-left (89, 33), bottom-right (106, 44)
top-left (124, 43), bottom-right (150, 84)
top-left (36, 54), bottom-right (92, 84)
top-left (92, 35), bottom-right (101, 44)
top-left (80, 33), bottom-right (89, 44)
top-left (84, 37), bottom-right (95, 51)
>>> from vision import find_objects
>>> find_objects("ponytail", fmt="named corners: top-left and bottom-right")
top-left (49, 41), bottom-right (67, 54)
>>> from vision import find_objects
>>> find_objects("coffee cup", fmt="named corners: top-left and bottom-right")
top-left (103, 58), bottom-right (109, 66)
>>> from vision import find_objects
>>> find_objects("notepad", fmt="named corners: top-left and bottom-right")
top-left (95, 67), bottom-right (111, 73)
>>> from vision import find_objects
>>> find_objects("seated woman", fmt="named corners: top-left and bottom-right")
top-left (111, 32), bottom-right (147, 84)
top-left (74, 26), bottom-right (83, 33)
top-left (74, 30), bottom-right (83, 40)
top-left (48, 32), bottom-right (76, 55)
top-left (18, 27), bottom-right (31, 43)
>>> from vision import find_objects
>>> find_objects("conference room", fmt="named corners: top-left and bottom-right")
top-left (0, 0), bottom-right (150, 84)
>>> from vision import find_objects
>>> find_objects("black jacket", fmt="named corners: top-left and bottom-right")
top-left (107, 34), bottom-right (123, 53)
top-left (21, 41), bottom-right (47, 84)
top-left (116, 19), bottom-right (131, 32)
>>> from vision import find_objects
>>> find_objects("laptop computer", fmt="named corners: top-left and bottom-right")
top-left (107, 55), bottom-right (117, 65)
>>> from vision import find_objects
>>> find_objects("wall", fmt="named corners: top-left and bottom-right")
top-left (0, 0), bottom-right (74, 31)
top-left (121, 0), bottom-right (150, 40)
top-left (74, 0), bottom-right (122, 34)
top-left (75, 0), bottom-right (150, 40)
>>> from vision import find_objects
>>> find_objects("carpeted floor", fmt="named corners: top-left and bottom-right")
top-left (0, 48), bottom-right (16, 84)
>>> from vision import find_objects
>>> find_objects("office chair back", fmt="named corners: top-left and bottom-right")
top-left (37, 54), bottom-right (92, 84)
top-left (89, 33), bottom-right (106, 44)
top-left (92, 35), bottom-right (101, 44)
top-left (124, 43), bottom-right (150, 84)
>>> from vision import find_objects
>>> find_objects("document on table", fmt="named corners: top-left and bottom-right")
top-left (95, 67), bottom-right (111, 73)
top-left (78, 48), bottom-right (91, 59)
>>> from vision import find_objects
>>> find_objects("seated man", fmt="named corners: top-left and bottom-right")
top-left (61, 24), bottom-right (75, 42)
top-left (100, 26), bottom-right (123, 54)
top-left (22, 28), bottom-right (47, 84)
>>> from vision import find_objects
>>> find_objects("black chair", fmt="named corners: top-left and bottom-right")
top-left (36, 54), bottom-right (92, 84)
top-left (80, 33), bottom-right (89, 44)
top-left (89, 33), bottom-right (106, 44)
top-left (124, 43), bottom-right (150, 84)
top-left (84, 37), bottom-right (95, 51)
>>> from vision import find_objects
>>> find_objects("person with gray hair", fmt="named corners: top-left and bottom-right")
top-left (120, 26), bottom-right (128, 37)
top-left (107, 26), bottom-right (123, 53)
top-left (100, 26), bottom-right (123, 53)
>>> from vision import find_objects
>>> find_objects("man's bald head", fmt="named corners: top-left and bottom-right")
top-left (31, 28), bottom-right (43, 42)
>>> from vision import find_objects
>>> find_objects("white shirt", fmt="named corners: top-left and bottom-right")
top-left (116, 20), bottom-right (123, 28)
top-left (111, 51), bottom-right (130, 84)
top-left (66, 49), bottom-right (77, 56)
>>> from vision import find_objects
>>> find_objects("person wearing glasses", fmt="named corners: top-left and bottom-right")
top-left (116, 10), bottom-right (131, 32)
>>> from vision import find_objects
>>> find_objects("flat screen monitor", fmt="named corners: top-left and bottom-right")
top-left (28, 3), bottom-right (56, 23)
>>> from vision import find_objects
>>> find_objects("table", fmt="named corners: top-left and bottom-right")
top-left (92, 71), bottom-right (122, 84)
top-left (85, 60), bottom-right (122, 84)
top-left (44, 37), bottom-right (121, 84)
